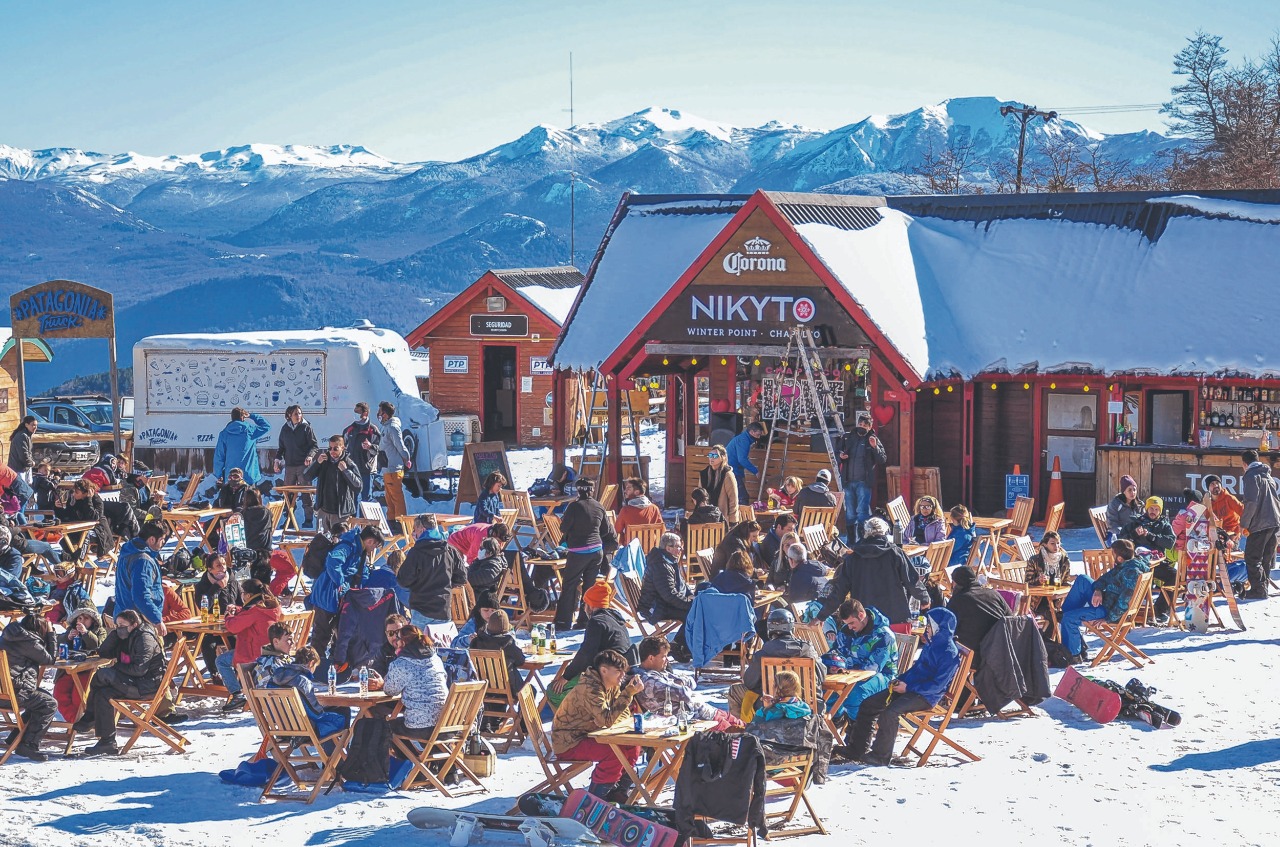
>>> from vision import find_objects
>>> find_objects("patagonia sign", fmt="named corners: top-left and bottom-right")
top-left (9, 279), bottom-right (115, 340)
top-left (722, 237), bottom-right (787, 276)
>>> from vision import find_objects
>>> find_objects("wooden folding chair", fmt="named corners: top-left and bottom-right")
top-left (597, 483), bottom-right (618, 511)
top-left (180, 584), bottom-right (197, 616)
top-left (468, 648), bottom-right (526, 753)
top-left (451, 583), bottom-right (476, 626)
top-left (894, 633), bottom-right (919, 677)
top-left (689, 548), bottom-right (714, 584)
top-left (1082, 549), bottom-right (1117, 581)
top-left (618, 572), bottom-right (681, 639)
top-left (623, 522), bottom-right (665, 554)
top-left (1084, 571), bottom-right (1155, 669)
top-left (177, 472), bottom-right (204, 507)
top-left (987, 578), bottom-right (1032, 616)
top-left (998, 561), bottom-right (1028, 583)
top-left (798, 505), bottom-right (838, 539)
top-left (497, 508), bottom-right (519, 534)
top-left (111, 640), bottom-right (191, 754)
top-left (500, 489), bottom-right (542, 548)
top-left (251, 687), bottom-right (347, 803)
top-left (995, 497), bottom-right (1035, 560)
top-left (0, 650), bottom-right (38, 764)
top-left (761, 746), bottom-right (827, 839)
top-left (505, 685), bottom-right (592, 813)
top-left (391, 679), bottom-right (488, 796)
top-left (795, 623), bottom-right (831, 659)
top-left (686, 522), bottom-right (725, 579)
top-left (266, 500), bottom-right (286, 537)
top-left (144, 473), bottom-right (170, 502)
top-left (886, 496), bottom-right (912, 534)
top-left (1088, 506), bottom-right (1110, 548)
top-left (738, 504), bottom-right (756, 525)
top-left (760, 656), bottom-right (820, 713)
top-left (541, 512), bottom-right (565, 548)
top-left (925, 539), bottom-right (955, 597)
top-left (1041, 501), bottom-right (1065, 537)
top-left (801, 525), bottom-right (830, 558)
top-left (898, 644), bottom-right (979, 767)
top-left (279, 610), bottom-right (314, 648)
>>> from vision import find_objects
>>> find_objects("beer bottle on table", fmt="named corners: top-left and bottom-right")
top-left (199, 597), bottom-right (210, 624)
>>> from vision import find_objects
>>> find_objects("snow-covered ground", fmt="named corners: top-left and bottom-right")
top-left (7, 439), bottom-right (1279, 846)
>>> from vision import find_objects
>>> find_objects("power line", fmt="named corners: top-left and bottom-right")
top-left (1048, 103), bottom-right (1163, 115)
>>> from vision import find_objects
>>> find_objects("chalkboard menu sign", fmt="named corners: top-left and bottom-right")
top-left (455, 441), bottom-right (514, 513)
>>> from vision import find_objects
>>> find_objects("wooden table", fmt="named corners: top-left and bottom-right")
top-left (972, 517), bottom-right (1012, 569)
top-left (26, 516), bottom-right (98, 560)
top-left (530, 495), bottom-right (575, 511)
top-left (316, 685), bottom-right (401, 722)
top-left (754, 509), bottom-right (794, 529)
top-left (522, 649), bottom-right (574, 712)
top-left (1027, 582), bottom-right (1074, 640)
top-left (162, 507), bottom-right (232, 551)
top-left (41, 655), bottom-right (113, 751)
top-left (167, 619), bottom-right (231, 698)
top-left (436, 514), bottom-right (474, 530)
top-left (274, 485), bottom-right (317, 534)
top-left (589, 718), bottom-right (717, 805)
top-left (822, 669), bottom-right (875, 737)
top-left (903, 544), bottom-right (927, 558)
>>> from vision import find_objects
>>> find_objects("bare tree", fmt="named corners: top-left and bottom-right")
top-left (906, 137), bottom-right (979, 194)
top-left (1030, 133), bottom-right (1085, 192)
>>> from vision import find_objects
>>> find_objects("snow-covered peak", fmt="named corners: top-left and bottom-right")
top-left (591, 107), bottom-right (738, 144)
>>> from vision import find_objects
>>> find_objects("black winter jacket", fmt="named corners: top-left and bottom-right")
top-left (838, 429), bottom-right (886, 486)
top-left (947, 585), bottom-right (1011, 662)
top-left (342, 418), bottom-right (382, 472)
top-left (817, 535), bottom-right (928, 625)
top-left (99, 624), bottom-right (165, 694)
top-left (1, 619), bottom-right (56, 702)
top-left (973, 615), bottom-right (1051, 712)
top-left (304, 452), bottom-right (362, 517)
top-left (277, 420), bottom-right (319, 467)
top-left (7, 428), bottom-right (34, 474)
top-left (242, 505), bottom-right (274, 552)
top-left (674, 731), bottom-right (767, 837)
top-left (467, 551), bottom-right (509, 593)
top-left (560, 496), bottom-right (618, 553)
top-left (638, 547), bottom-right (692, 621)
top-left (397, 536), bottom-right (468, 621)
top-left (194, 572), bottom-right (244, 614)
top-left (793, 482), bottom-right (837, 517)
top-left (562, 608), bottom-right (636, 682)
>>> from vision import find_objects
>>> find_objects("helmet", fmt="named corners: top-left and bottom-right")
top-left (766, 608), bottom-right (796, 638)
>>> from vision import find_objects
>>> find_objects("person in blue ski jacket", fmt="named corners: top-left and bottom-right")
top-left (113, 523), bottom-right (168, 634)
top-left (726, 422), bottom-right (765, 504)
top-left (1059, 538), bottom-right (1151, 663)
top-left (843, 606), bottom-right (961, 764)
top-left (306, 525), bottom-right (385, 655)
top-left (213, 407), bottom-right (271, 485)
top-left (822, 600), bottom-right (898, 718)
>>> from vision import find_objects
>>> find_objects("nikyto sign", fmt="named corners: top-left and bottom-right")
top-left (469, 314), bottom-right (529, 337)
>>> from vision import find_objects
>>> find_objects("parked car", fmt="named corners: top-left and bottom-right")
top-left (27, 417), bottom-right (101, 473)
top-left (28, 395), bottom-right (133, 434)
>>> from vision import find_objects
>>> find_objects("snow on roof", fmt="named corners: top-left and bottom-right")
top-left (902, 208), bottom-right (1280, 378)
top-left (553, 196), bottom-right (747, 370)
top-left (519, 284), bottom-right (580, 325)
top-left (793, 208), bottom-right (929, 377)
top-left (137, 325), bottom-right (411, 352)
top-left (1147, 194), bottom-right (1280, 224)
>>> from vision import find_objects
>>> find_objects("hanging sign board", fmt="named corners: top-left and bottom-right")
top-left (10, 279), bottom-right (115, 339)
top-left (1004, 473), bottom-right (1031, 509)
top-left (470, 315), bottom-right (528, 337)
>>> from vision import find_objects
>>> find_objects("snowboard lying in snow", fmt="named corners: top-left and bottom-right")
top-left (1054, 666), bottom-right (1122, 723)
top-left (1099, 678), bottom-right (1183, 729)
top-left (407, 807), bottom-right (601, 847)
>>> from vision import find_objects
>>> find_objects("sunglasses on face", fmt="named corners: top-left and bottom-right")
top-left (707, 452), bottom-right (721, 459)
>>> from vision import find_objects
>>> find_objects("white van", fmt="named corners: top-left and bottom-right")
top-left (132, 322), bottom-right (447, 494)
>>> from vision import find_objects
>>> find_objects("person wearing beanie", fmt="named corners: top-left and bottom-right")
top-left (1121, 496), bottom-right (1175, 576)
top-left (793, 468), bottom-right (838, 522)
top-left (470, 608), bottom-right (528, 702)
top-left (552, 577), bottom-right (636, 696)
top-left (557, 476), bottom-right (618, 631)
top-left (1106, 475), bottom-right (1143, 543)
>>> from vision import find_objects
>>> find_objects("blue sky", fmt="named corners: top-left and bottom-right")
top-left (2, 1), bottom-right (1274, 162)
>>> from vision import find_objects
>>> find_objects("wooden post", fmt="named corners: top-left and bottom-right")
top-left (962, 381), bottom-right (975, 507)
top-left (899, 386), bottom-right (915, 504)
top-left (13, 335), bottom-right (26, 418)
top-left (551, 368), bottom-right (567, 470)
top-left (108, 335), bottom-right (122, 456)
top-left (607, 375), bottom-right (624, 492)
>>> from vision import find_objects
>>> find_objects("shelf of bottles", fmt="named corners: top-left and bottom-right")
top-left (1201, 385), bottom-right (1280, 429)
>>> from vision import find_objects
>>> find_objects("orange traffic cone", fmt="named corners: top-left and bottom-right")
top-left (1038, 455), bottom-right (1065, 527)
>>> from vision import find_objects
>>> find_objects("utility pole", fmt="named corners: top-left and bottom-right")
top-left (566, 53), bottom-right (576, 267)
top-left (999, 104), bottom-right (1057, 193)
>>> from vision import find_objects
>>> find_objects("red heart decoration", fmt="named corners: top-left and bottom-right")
top-left (872, 404), bottom-right (895, 427)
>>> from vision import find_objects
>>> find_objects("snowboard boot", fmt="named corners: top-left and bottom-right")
top-left (605, 774), bottom-right (634, 804)
top-left (588, 780), bottom-right (617, 800)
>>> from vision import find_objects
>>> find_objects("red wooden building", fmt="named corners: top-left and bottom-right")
top-left (551, 188), bottom-right (1280, 523)
top-left (406, 267), bottom-right (582, 447)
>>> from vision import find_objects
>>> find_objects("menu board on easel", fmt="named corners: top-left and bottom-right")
top-left (454, 441), bottom-right (514, 513)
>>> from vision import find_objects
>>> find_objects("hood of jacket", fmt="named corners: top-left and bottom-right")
top-left (398, 639), bottom-right (437, 661)
top-left (922, 607), bottom-right (959, 662)
top-left (66, 604), bottom-right (103, 631)
top-left (271, 663), bottom-right (314, 688)
top-left (804, 482), bottom-right (830, 495)
top-left (852, 535), bottom-right (895, 557)
top-left (625, 495), bottom-right (655, 509)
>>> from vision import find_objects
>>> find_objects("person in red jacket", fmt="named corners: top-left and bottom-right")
top-left (215, 579), bottom-right (282, 711)
top-left (614, 478), bottom-right (664, 539)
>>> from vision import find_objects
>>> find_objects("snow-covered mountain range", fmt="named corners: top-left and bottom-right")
top-left (0, 97), bottom-right (1188, 387)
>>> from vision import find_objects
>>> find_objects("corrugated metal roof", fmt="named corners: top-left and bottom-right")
top-left (886, 189), bottom-right (1280, 242)
top-left (490, 266), bottom-right (584, 290)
